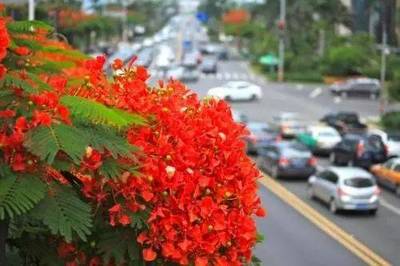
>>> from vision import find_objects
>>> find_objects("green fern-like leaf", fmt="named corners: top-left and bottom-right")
top-left (0, 168), bottom-right (46, 220)
top-left (24, 124), bottom-right (90, 165)
top-left (3, 74), bottom-right (39, 93)
top-left (26, 72), bottom-right (52, 91)
top-left (83, 125), bottom-right (137, 158)
top-left (7, 20), bottom-right (53, 34)
top-left (32, 183), bottom-right (92, 242)
top-left (61, 96), bottom-right (145, 129)
top-left (41, 46), bottom-right (90, 60)
top-left (97, 229), bottom-right (140, 264)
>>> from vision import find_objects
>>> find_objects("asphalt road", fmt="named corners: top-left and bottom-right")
top-left (147, 56), bottom-right (400, 264)
top-left (187, 58), bottom-right (400, 264)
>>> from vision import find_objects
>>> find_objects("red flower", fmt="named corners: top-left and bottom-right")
top-left (32, 111), bottom-right (52, 126)
top-left (11, 153), bottom-right (25, 172)
top-left (57, 105), bottom-right (71, 124)
top-left (14, 46), bottom-right (31, 56)
top-left (112, 58), bottom-right (123, 70)
top-left (135, 66), bottom-right (149, 81)
top-left (0, 17), bottom-right (10, 61)
top-left (14, 116), bottom-right (28, 132)
top-left (57, 242), bottom-right (76, 258)
top-left (143, 248), bottom-right (157, 261)
top-left (0, 109), bottom-right (16, 118)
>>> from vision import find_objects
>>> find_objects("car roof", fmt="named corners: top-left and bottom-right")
top-left (226, 81), bottom-right (251, 86)
top-left (328, 167), bottom-right (372, 179)
top-left (247, 122), bottom-right (271, 130)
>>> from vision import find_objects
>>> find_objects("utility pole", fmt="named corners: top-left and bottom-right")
top-left (277, 0), bottom-right (286, 82)
top-left (28, 0), bottom-right (35, 20)
top-left (380, 0), bottom-right (388, 114)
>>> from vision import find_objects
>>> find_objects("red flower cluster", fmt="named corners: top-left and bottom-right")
top-left (0, 15), bottom-right (9, 61)
top-left (77, 65), bottom-right (265, 265)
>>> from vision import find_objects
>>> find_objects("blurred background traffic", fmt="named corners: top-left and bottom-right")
top-left (3, 0), bottom-right (400, 264)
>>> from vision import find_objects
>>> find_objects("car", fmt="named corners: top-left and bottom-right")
top-left (329, 78), bottom-right (381, 99)
top-left (368, 128), bottom-right (400, 158)
top-left (182, 51), bottom-right (201, 67)
top-left (320, 112), bottom-right (367, 135)
top-left (231, 110), bottom-right (248, 124)
top-left (207, 81), bottom-right (262, 101)
top-left (272, 112), bottom-right (305, 138)
top-left (243, 122), bottom-right (281, 154)
top-left (297, 125), bottom-right (341, 155)
top-left (330, 133), bottom-right (388, 169)
top-left (200, 57), bottom-right (218, 74)
top-left (308, 167), bottom-right (380, 214)
top-left (257, 141), bottom-right (317, 179)
top-left (371, 158), bottom-right (400, 196)
top-left (166, 66), bottom-right (199, 82)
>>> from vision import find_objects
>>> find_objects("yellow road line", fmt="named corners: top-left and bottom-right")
top-left (259, 175), bottom-right (392, 266)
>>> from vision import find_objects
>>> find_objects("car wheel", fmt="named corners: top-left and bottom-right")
top-left (369, 209), bottom-right (377, 216)
top-left (369, 93), bottom-right (378, 100)
top-left (348, 160), bottom-right (354, 167)
top-left (340, 91), bottom-right (348, 98)
top-left (395, 185), bottom-right (400, 197)
top-left (329, 153), bottom-right (337, 165)
top-left (224, 96), bottom-right (232, 101)
top-left (307, 185), bottom-right (315, 200)
top-left (271, 166), bottom-right (279, 179)
top-left (329, 199), bottom-right (338, 214)
top-left (250, 94), bottom-right (257, 101)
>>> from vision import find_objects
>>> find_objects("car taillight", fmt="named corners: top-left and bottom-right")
top-left (248, 134), bottom-right (257, 144)
top-left (308, 156), bottom-right (317, 166)
top-left (356, 142), bottom-right (364, 158)
top-left (374, 187), bottom-right (381, 195)
top-left (384, 144), bottom-right (388, 156)
top-left (337, 187), bottom-right (348, 197)
top-left (278, 157), bottom-right (289, 167)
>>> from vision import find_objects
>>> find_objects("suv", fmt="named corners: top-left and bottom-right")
top-left (330, 134), bottom-right (388, 169)
top-left (320, 112), bottom-right (367, 135)
top-left (329, 78), bottom-right (380, 99)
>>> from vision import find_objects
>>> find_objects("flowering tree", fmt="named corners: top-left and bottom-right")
top-left (0, 7), bottom-right (265, 266)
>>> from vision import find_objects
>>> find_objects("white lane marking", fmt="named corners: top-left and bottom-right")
top-left (296, 84), bottom-right (304, 90)
top-left (309, 87), bottom-right (322, 98)
top-left (224, 72), bottom-right (231, 79)
top-left (380, 198), bottom-right (400, 216)
top-left (232, 72), bottom-right (239, 80)
top-left (216, 73), bottom-right (223, 80)
top-left (334, 96), bottom-right (342, 104)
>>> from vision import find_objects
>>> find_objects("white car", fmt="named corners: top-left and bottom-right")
top-left (305, 125), bottom-right (342, 154)
top-left (272, 112), bottom-right (305, 137)
top-left (207, 81), bottom-right (262, 101)
top-left (369, 128), bottom-right (400, 158)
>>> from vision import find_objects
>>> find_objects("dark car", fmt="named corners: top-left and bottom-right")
top-left (243, 122), bottom-right (281, 154)
top-left (257, 141), bottom-right (317, 179)
top-left (320, 112), bottom-right (367, 135)
top-left (330, 133), bottom-right (388, 169)
top-left (200, 58), bottom-right (218, 74)
top-left (329, 78), bottom-right (380, 99)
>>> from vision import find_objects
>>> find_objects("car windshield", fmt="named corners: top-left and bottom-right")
top-left (344, 178), bottom-right (374, 188)
top-left (248, 123), bottom-right (275, 134)
top-left (365, 136), bottom-right (384, 151)
top-left (317, 131), bottom-right (338, 137)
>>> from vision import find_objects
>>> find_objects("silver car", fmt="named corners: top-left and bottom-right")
top-left (308, 167), bottom-right (380, 215)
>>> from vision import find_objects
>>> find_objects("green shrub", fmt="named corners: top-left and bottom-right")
top-left (322, 45), bottom-right (368, 76)
top-left (381, 111), bottom-right (400, 130)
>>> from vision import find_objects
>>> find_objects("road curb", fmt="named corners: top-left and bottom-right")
top-left (259, 174), bottom-right (391, 266)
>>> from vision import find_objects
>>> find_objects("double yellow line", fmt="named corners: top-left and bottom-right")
top-left (259, 175), bottom-right (391, 266)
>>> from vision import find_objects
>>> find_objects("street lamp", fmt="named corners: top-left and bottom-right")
top-left (28, 0), bottom-right (35, 20)
top-left (277, 0), bottom-right (286, 82)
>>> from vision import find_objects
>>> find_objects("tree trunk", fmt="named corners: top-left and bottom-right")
top-left (0, 219), bottom-right (8, 266)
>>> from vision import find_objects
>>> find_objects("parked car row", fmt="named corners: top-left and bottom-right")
top-left (233, 109), bottom-right (400, 215)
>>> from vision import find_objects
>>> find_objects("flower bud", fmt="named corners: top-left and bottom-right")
top-left (165, 165), bottom-right (176, 178)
